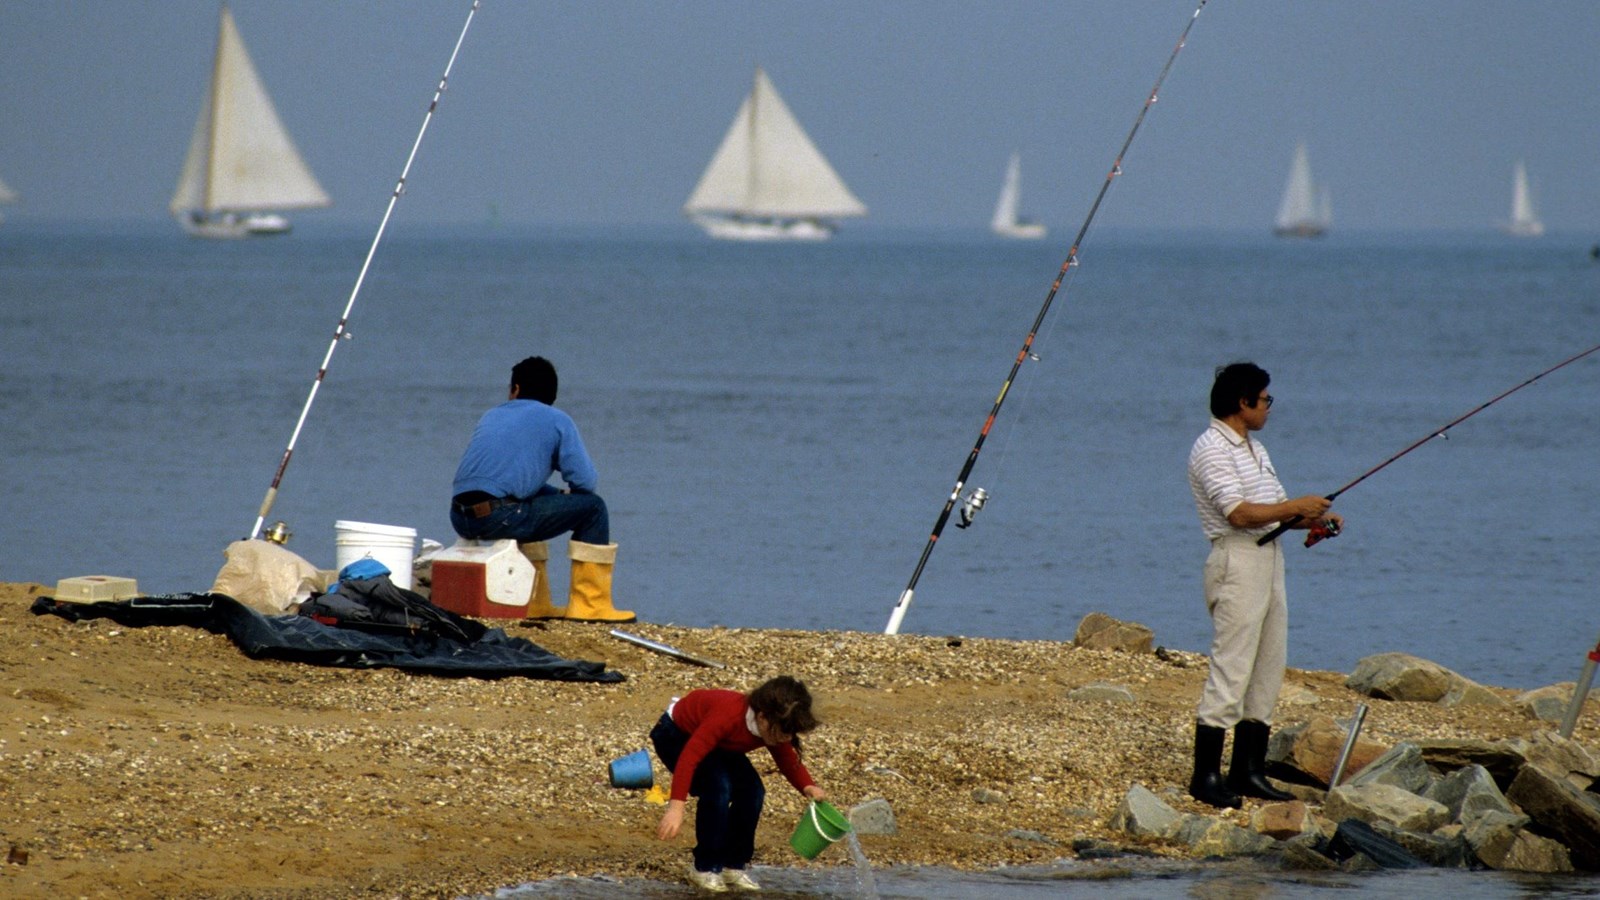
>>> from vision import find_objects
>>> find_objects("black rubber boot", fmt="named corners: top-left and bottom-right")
top-left (1189, 722), bottom-right (1242, 809)
top-left (1225, 719), bottom-right (1294, 801)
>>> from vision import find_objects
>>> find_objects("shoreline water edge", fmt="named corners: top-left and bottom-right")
top-left (2, 580), bottom-right (1598, 898)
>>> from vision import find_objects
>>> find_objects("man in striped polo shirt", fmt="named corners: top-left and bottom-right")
top-left (1185, 362), bottom-right (1342, 808)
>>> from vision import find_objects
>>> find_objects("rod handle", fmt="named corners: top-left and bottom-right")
top-left (1255, 516), bottom-right (1302, 546)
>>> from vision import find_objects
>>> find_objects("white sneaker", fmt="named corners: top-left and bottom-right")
top-left (686, 866), bottom-right (728, 892)
top-left (722, 869), bottom-right (761, 891)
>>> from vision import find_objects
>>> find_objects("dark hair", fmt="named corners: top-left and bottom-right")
top-left (511, 356), bottom-right (558, 405)
top-left (748, 675), bottom-right (819, 756)
top-left (1209, 362), bottom-right (1269, 419)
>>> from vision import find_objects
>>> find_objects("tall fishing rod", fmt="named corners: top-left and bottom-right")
top-left (246, 1), bottom-right (482, 541)
top-left (884, 0), bottom-right (1208, 635)
top-left (1257, 339), bottom-right (1600, 548)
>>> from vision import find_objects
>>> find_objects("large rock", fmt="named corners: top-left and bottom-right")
top-left (1270, 714), bottom-right (1388, 786)
top-left (1185, 817), bottom-right (1277, 858)
top-left (1518, 730), bottom-right (1600, 788)
top-left (1414, 738), bottom-right (1528, 789)
top-left (1506, 763), bottom-right (1600, 870)
top-left (1324, 783), bottom-right (1451, 833)
top-left (1467, 811), bottom-right (1575, 874)
top-left (1425, 764), bottom-right (1515, 824)
top-left (1463, 810), bottom-right (1532, 867)
top-left (1073, 612), bottom-right (1153, 653)
top-left (1109, 783), bottom-right (1180, 838)
top-left (1345, 742), bottom-right (1433, 795)
top-left (848, 798), bottom-right (898, 836)
top-left (1250, 800), bottom-right (1317, 840)
top-left (1438, 677), bottom-right (1509, 709)
top-left (1370, 820), bottom-right (1470, 868)
top-left (1345, 652), bottom-right (1455, 702)
top-left (1515, 683), bottom-right (1579, 723)
top-left (1278, 832), bottom-right (1338, 870)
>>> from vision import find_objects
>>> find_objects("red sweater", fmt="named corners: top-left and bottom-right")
top-left (667, 689), bottom-right (815, 803)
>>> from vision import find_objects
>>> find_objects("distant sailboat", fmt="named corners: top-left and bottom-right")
top-left (1505, 160), bottom-right (1544, 237)
top-left (170, 6), bottom-right (329, 238)
top-left (0, 173), bottom-right (17, 225)
top-left (1273, 141), bottom-right (1330, 239)
top-left (683, 67), bottom-right (866, 241)
top-left (990, 152), bottom-right (1046, 240)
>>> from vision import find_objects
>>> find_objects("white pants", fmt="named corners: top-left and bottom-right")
top-left (1196, 533), bottom-right (1287, 728)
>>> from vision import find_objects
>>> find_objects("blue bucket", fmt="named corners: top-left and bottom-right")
top-left (608, 749), bottom-right (653, 789)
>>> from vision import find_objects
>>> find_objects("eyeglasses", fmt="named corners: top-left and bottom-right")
top-left (1248, 394), bottom-right (1274, 409)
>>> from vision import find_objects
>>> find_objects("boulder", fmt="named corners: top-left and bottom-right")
top-left (1506, 763), bottom-right (1600, 869)
top-left (1463, 809), bottom-right (1533, 867)
top-left (1515, 683), bottom-right (1579, 723)
top-left (1425, 764), bottom-right (1515, 824)
top-left (1345, 652), bottom-right (1455, 702)
top-left (1185, 817), bottom-right (1277, 858)
top-left (1370, 820), bottom-right (1470, 868)
top-left (1109, 783), bottom-right (1180, 839)
top-left (1277, 833), bottom-right (1338, 871)
top-left (1345, 742), bottom-right (1433, 795)
top-left (1438, 677), bottom-right (1509, 709)
top-left (1270, 714), bottom-right (1388, 786)
top-left (1324, 783), bottom-right (1451, 833)
top-left (1414, 738), bottom-right (1528, 789)
top-left (1073, 612), bottom-right (1153, 653)
top-left (1473, 825), bottom-right (1574, 874)
top-left (1519, 730), bottom-right (1600, 788)
top-left (1250, 800), bottom-right (1316, 840)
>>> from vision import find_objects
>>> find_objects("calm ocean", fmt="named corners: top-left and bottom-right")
top-left (3, 221), bottom-right (1597, 696)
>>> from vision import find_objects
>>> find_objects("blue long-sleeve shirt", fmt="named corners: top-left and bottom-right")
top-left (451, 399), bottom-right (598, 498)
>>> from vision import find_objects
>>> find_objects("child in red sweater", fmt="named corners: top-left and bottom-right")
top-left (650, 676), bottom-right (826, 892)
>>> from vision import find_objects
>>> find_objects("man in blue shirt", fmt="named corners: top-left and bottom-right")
top-left (450, 357), bottom-right (634, 623)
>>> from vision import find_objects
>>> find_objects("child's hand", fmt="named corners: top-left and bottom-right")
top-left (657, 800), bottom-right (686, 840)
top-left (803, 785), bottom-right (827, 801)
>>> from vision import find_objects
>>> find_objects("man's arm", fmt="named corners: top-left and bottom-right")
top-left (1226, 496), bottom-right (1332, 529)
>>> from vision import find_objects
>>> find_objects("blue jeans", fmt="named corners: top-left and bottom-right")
top-left (650, 713), bottom-right (765, 872)
top-left (449, 490), bottom-right (609, 545)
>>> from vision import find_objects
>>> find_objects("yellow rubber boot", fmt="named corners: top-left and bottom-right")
top-left (566, 540), bottom-right (635, 623)
top-left (518, 541), bottom-right (567, 619)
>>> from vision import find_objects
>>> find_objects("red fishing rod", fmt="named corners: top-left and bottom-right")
top-left (1259, 340), bottom-right (1600, 547)
top-left (885, 0), bottom-right (1209, 635)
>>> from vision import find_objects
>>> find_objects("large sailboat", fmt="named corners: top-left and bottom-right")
top-left (990, 152), bottom-right (1046, 240)
top-left (0, 174), bottom-right (17, 225)
top-left (1505, 160), bottom-right (1544, 237)
top-left (170, 6), bottom-right (330, 238)
top-left (1273, 141), bottom-right (1330, 239)
top-left (683, 67), bottom-right (866, 241)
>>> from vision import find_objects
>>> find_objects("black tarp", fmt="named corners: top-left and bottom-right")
top-left (31, 592), bottom-right (624, 683)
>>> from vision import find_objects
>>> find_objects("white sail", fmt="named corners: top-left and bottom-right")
top-left (171, 6), bottom-right (329, 237)
top-left (684, 68), bottom-right (865, 240)
top-left (990, 152), bottom-right (1046, 239)
top-left (1273, 141), bottom-right (1327, 238)
top-left (1506, 160), bottom-right (1544, 237)
top-left (0, 174), bottom-right (17, 206)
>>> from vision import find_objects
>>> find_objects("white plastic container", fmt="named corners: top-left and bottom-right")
top-left (334, 520), bottom-right (419, 590)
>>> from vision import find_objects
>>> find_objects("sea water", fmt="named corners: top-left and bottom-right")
top-left (4, 221), bottom-right (1599, 897)
top-left (2, 222), bottom-right (1598, 691)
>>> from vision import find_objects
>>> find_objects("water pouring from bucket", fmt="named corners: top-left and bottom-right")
top-left (789, 799), bottom-right (851, 859)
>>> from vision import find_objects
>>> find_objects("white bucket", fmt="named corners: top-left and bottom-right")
top-left (334, 520), bottom-right (418, 590)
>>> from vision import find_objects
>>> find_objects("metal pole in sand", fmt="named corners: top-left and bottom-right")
top-left (609, 629), bottom-right (726, 669)
top-left (245, 1), bottom-right (483, 540)
top-left (1559, 631), bottom-right (1600, 738)
top-left (1327, 703), bottom-right (1370, 792)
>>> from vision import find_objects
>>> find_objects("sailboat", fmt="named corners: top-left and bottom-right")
top-left (170, 6), bottom-right (329, 238)
top-left (1505, 160), bottom-right (1544, 237)
top-left (683, 67), bottom-right (866, 241)
top-left (990, 152), bottom-right (1046, 240)
top-left (1273, 141), bottom-right (1330, 238)
top-left (0, 174), bottom-right (17, 225)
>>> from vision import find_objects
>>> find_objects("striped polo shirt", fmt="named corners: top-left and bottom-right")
top-left (1188, 418), bottom-right (1289, 540)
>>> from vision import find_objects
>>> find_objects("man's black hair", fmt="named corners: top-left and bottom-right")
top-left (511, 356), bottom-right (558, 405)
top-left (1210, 362), bottom-right (1269, 419)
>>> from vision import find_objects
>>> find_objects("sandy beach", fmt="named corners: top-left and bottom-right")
top-left (1, 580), bottom-right (1593, 898)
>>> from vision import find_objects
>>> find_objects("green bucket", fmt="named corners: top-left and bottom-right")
top-left (789, 800), bottom-right (852, 859)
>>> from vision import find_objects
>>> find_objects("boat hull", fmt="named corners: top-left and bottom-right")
top-left (690, 214), bottom-right (836, 241)
top-left (178, 212), bottom-right (293, 239)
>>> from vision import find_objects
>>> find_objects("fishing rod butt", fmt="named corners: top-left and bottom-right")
top-left (884, 589), bottom-right (914, 636)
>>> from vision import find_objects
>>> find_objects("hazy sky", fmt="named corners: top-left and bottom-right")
top-left (1, 1), bottom-right (1596, 232)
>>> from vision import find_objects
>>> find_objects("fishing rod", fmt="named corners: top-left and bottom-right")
top-left (246, 1), bottom-right (483, 541)
top-left (884, 0), bottom-right (1208, 635)
top-left (1257, 339), bottom-right (1600, 548)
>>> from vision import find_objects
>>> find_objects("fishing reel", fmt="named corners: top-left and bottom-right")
top-left (263, 520), bottom-right (293, 545)
top-left (956, 487), bottom-right (989, 529)
top-left (1304, 518), bottom-right (1340, 548)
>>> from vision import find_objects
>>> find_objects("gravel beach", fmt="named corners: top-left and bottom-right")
top-left (1, 580), bottom-right (1591, 898)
